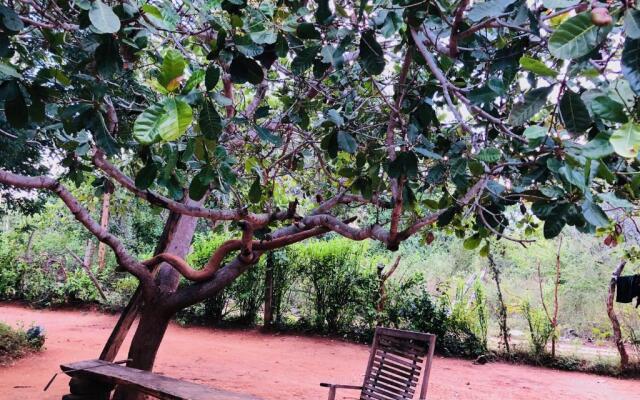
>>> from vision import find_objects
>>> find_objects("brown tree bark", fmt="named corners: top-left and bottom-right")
top-left (83, 239), bottom-right (95, 268)
top-left (263, 251), bottom-right (275, 331)
top-left (488, 253), bottom-right (510, 354)
top-left (376, 256), bottom-right (401, 324)
top-left (112, 197), bottom-right (203, 400)
top-left (607, 260), bottom-right (629, 370)
top-left (97, 183), bottom-right (114, 271)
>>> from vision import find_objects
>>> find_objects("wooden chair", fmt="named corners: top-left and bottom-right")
top-left (320, 327), bottom-right (436, 400)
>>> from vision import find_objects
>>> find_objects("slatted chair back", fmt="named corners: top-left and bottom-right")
top-left (360, 327), bottom-right (436, 400)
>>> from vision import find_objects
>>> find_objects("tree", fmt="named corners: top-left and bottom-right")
top-left (1, 0), bottom-right (640, 397)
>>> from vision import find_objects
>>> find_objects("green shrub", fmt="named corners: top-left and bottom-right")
top-left (393, 284), bottom-right (487, 357)
top-left (293, 237), bottom-right (377, 333)
top-left (522, 300), bottom-right (554, 357)
top-left (0, 322), bottom-right (45, 364)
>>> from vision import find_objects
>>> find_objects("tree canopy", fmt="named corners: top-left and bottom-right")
top-left (1, 0), bottom-right (640, 305)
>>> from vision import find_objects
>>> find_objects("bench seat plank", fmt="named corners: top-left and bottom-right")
top-left (61, 359), bottom-right (262, 400)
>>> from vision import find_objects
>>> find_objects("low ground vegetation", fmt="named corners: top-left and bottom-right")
top-left (0, 322), bottom-right (45, 365)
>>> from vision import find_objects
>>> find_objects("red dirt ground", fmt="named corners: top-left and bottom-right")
top-left (0, 303), bottom-right (638, 400)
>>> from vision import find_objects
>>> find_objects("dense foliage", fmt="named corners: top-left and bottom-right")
top-left (3, 0), bottom-right (640, 263)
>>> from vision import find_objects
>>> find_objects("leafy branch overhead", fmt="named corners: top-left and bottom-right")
top-left (1, 0), bottom-right (640, 291)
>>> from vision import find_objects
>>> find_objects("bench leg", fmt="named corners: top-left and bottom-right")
top-left (62, 377), bottom-right (113, 400)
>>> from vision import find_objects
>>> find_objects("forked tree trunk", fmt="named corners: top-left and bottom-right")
top-left (112, 197), bottom-right (202, 400)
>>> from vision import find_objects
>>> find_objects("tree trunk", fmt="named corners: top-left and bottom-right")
top-left (111, 304), bottom-right (172, 400)
top-left (97, 188), bottom-right (113, 271)
top-left (607, 261), bottom-right (629, 370)
top-left (488, 253), bottom-right (510, 354)
top-left (263, 251), bottom-right (274, 331)
top-left (112, 196), bottom-right (203, 400)
top-left (83, 239), bottom-right (95, 268)
top-left (25, 230), bottom-right (35, 263)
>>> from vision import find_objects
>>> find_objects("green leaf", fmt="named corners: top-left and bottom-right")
top-left (4, 88), bottom-right (27, 128)
top-left (543, 0), bottom-right (579, 8)
top-left (315, 0), bottom-right (333, 25)
top-left (189, 167), bottom-right (215, 201)
top-left (580, 133), bottom-right (614, 159)
top-left (141, 4), bottom-right (172, 30)
top-left (255, 126), bottom-right (282, 146)
top-left (559, 90), bottom-right (591, 133)
top-left (463, 235), bottom-right (481, 250)
top-left (468, 0), bottom-right (517, 22)
top-left (599, 192), bottom-right (634, 209)
top-left (337, 131), bottom-right (357, 153)
top-left (0, 6), bottom-right (24, 32)
top-left (133, 98), bottom-right (193, 144)
top-left (249, 176), bottom-right (262, 203)
top-left (235, 36), bottom-right (264, 57)
top-left (291, 46), bottom-right (320, 75)
top-left (199, 101), bottom-right (222, 141)
top-left (183, 70), bottom-right (204, 92)
top-left (388, 152), bottom-right (418, 178)
top-left (95, 36), bottom-right (122, 78)
top-left (359, 30), bottom-right (385, 75)
top-left (622, 38), bottom-right (640, 95)
top-left (523, 126), bottom-right (547, 146)
top-left (519, 56), bottom-right (558, 78)
top-left (581, 200), bottom-right (609, 227)
top-left (275, 33), bottom-right (289, 58)
top-left (91, 111), bottom-right (119, 155)
top-left (230, 55), bottom-right (264, 84)
top-left (544, 218), bottom-right (565, 239)
top-left (296, 23), bottom-right (321, 40)
top-left (89, 0), bottom-right (121, 34)
top-left (625, 9), bottom-right (640, 39)
top-left (591, 96), bottom-right (628, 123)
top-left (610, 122), bottom-right (640, 158)
top-left (327, 109), bottom-right (344, 126)
top-left (548, 13), bottom-right (611, 60)
top-left (135, 162), bottom-right (158, 190)
top-left (249, 28), bottom-right (277, 45)
top-left (157, 50), bottom-right (186, 91)
top-left (475, 148), bottom-right (501, 163)
top-left (507, 86), bottom-right (553, 126)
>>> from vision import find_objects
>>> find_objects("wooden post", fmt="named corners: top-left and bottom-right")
top-left (100, 287), bottom-right (143, 361)
top-left (263, 251), bottom-right (274, 330)
top-left (607, 260), bottom-right (629, 370)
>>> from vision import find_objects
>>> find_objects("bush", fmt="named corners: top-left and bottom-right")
top-left (293, 238), bottom-right (377, 333)
top-left (392, 283), bottom-right (487, 358)
top-left (522, 300), bottom-right (553, 357)
top-left (0, 322), bottom-right (45, 364)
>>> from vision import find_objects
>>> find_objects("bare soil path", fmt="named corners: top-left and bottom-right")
top-left (0, 303), bottom-right (638, 400)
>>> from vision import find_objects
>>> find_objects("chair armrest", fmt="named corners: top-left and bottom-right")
top-left (320, 383), bottom-right (363, 390)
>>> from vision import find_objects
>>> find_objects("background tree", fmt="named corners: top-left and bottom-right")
top-left (2, 0), bottom-right (640, 398)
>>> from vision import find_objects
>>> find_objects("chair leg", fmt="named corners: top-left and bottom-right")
top-left (327, 385), bottom-right (336, 400)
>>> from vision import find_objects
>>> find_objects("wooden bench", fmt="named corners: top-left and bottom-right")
top-left (61, 359), bottom-right (263, 400)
